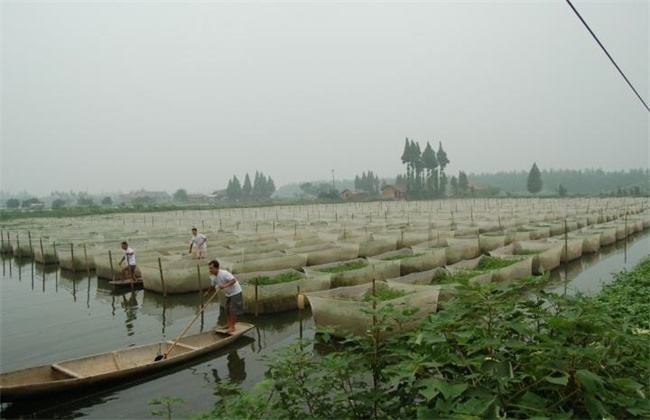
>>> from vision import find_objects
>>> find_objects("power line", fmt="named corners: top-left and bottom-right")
top-left (565, 0), bottom-right (650, 112)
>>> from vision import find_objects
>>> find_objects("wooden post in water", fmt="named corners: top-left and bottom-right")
top-left (108, 250), bottom-right (115, 281)
top-left (39, 238), bottom-right (44, 262)
top-left (564, 217), bottom-right (569, 264)
top-left (197, 264), bottom-right (203, 306)
top-left (83, 244), bottom-right (90, 274)
top-left (28, 231), bottom-right (33, 256)
top-left (297, 285), bottom-right (303, 349)
top-left (254, 282), bottom-right (259, 317)
top-left (70, 243), bottom-right (75, 271)
top-left (158, 257), bottom-right (167, 297)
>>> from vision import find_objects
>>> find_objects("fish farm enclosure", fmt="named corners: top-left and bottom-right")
top-left (1, 198), bottom-right (649, 417)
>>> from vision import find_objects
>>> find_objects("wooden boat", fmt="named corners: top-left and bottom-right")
top-left (0, 322), bottom-right (254, 401)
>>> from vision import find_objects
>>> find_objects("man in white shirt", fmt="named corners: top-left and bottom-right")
top-left (118, 241), bottom-right (137, 282)
top-left (205, 259), bottom-right (242, 333)
top-left (189, 228), bottom-right (208, 259)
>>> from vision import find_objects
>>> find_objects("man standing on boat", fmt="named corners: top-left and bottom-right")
top-left (189, 228), bottom-right (208, 259)
top-left (118, 241), bottom-right (137, 283)
top-left (205, 259), bottom-right (242, 334)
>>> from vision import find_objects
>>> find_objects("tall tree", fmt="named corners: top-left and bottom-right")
top-left (458, 171), bottom-right (469, 195)
top-left (450, 176), bottom-right (459, 196)
top-left (173, 189), bottom-right (188, 202)
top-left (437, 142), bottom-right (450, 197)
top-left (411, 140), bottom-right (422, 193)
top-left (421, 142), bottom-right (438, 196)
top-left (227, 176), bottom-right (242, 200)
top-left (527, 163), bottom-right (543, 194)
top-left (242, 174), bottom-right (252, 198)
top-left (401, 138), bottom-right (412, 185)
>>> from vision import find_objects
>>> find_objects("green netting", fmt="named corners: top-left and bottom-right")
top-left (584, 226), bottom-right (617, 247)
top-left (235, 269), bottom-right (330, 314)
top-left (479, 232), bottom-right (507, 252)
top-left (306, 281), bottom-right (440, 337)
top-left (56, 245), bottom-right (97, 272)
top-left (301, 244), bottom-right (360, 266)
top-left (305, 258), bottom-right (400, 288)
top-left (371, 247), bottom-right (446, 275)
top-left (226, 253), bottom-right (308, 274)
top-left (512, 241), bottom-right (563, 274)
top-left (544, 237), bottom-right (582, 263)
top-left (355, 238), bottom-right (397, 258)
top-left (446, 237), bottom-right (480, 261)
top-left (568, 232), bottom-right (601, 254)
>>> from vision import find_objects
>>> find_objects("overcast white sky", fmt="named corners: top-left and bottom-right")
top-left (1, 0), bottom-right (648, 195)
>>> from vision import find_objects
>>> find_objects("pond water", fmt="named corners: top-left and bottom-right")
top-left (1, 230), bottom-right (648, 418)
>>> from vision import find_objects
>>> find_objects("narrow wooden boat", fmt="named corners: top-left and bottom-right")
top-left (0, 322), bottom-right (254, 401)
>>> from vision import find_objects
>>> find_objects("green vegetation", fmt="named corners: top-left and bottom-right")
top-left (476, 256), bottom-right (519, 270)
top-left (315, 260), bottom-right (369, 274)
top-left (250, 271), bottom-right (303, 286)
top-left (382, 253), bottom-right (425, 261)
top-left (363, 284), bottom-right (408, 302)
top-left (199, 259), bottom-right (650, 419)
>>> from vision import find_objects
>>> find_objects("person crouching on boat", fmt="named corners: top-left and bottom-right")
top-left (119, 241), bottom-right (137, 283)
top-left (205, 259), bottom-right (242, 334)
top-left (189, 228), bottom-right (207, 259)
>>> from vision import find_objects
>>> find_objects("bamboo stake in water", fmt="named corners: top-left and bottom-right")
top-left (109, 250), bottom-right (115, 282)
top-left (158, 257), bottom-right (167, 297)
top-left (197, 264), bottom-right (203, 306)
top-left (297, 285), bottom-right (303, 350)
top-left (83, 244), bottom-right (90, 274)
top-left (70, 243), bottom-right (75, 272)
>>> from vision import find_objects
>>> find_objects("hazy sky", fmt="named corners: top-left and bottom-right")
top-left (1, 0), bottom-right (648, 195)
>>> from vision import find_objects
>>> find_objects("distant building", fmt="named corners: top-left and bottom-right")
top-left (381, 185), bottom-right (406, 200)
top-left (119, 190), bottom-right (170, 203)
top-left (187, 193), bottom-right (211, 203)
top-left (340, 189), bottom-right (363, 200)
top-left (210, 190), bottom-right (228, 200)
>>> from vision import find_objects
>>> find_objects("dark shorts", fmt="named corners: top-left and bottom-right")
top-left (128, 265), bottom-right (136, 273)
top-left (225, 293), bottom-right (244, 316)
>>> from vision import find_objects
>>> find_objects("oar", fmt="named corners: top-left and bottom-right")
top-left (155, 289), bottom-right (220, 362)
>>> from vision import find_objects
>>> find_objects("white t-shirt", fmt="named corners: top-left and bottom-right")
top-left (210, 270), bottom-right (241, 297)
top-left (124, 247), bottom-right (136, 266)
top-left (190, 233), bottom-right (207, 249)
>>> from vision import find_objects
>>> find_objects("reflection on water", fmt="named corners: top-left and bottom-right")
top-left (545, 231), bottom-right (649, 296)
top-left (0, 255), bottom-right (313, 419)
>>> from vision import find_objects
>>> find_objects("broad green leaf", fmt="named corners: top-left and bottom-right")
top-left (576, 369), bottom-right (603, 394)
top-left (544, 373), bottom-right (569, 386)
top-left (418, 378), bottom-right (440, 401)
